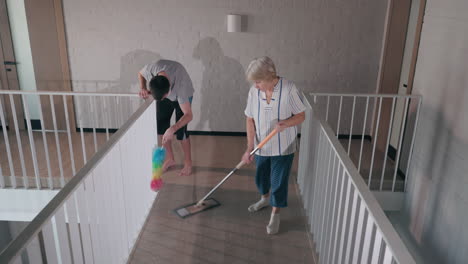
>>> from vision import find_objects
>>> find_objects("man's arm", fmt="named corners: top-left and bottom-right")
top-left (138, 72), bottom-right (150, 99)
top-left (161, 101), bottom-right (193, 144)
top-left (171, 102), bottom-right (193, 131)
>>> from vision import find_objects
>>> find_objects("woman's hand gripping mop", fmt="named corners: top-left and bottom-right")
top-left (174, 129), bottom-right (278, 218)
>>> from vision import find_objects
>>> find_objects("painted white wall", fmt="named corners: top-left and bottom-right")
top-left (62, 0), bottom-right (387, 132)
top-left (404, 0), bottom-right (468, 263)
top-left (0, 189), bottom-right (58, 222)
top-left (6, 0), bottom-right (39, 119)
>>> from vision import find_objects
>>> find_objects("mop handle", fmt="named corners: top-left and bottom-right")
top-left (196, 129), bottom-right (278, 206)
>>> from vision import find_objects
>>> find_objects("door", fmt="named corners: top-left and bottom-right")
top-left (374, 0), bottom-right (427, 176)
top-left (373, 0), bottom-right (412, 152)
top-left (0, 0), bottom-right (25, 130)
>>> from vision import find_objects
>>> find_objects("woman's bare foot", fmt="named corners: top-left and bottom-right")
top-left (179, 162), bottom-right (192, 176)
top-left (162, 159), bottom-right (176, 172)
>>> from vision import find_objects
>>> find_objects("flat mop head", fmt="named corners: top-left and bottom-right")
top-left (174, 198), bottom-right (221, 218)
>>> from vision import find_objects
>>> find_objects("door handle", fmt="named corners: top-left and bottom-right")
top-left (4, 61), bottom-right (18, 65)
top-left (6, 68), bottom-right (12, 72)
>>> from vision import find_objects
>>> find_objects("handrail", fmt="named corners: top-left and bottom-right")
top-left (309, 92), bottom-right (421, 99)
top-left (0, 89), bottom-right (138, 97)
top-left (0, 99), bottom-right (154, 262)
top-left (315, 106), bottom-right (415, 263)
top-left (302, 93), bottom-right (415, 263)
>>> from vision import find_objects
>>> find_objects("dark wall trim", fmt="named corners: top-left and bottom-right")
top-left (387, 145), bottom-right (406, 180)
top-left (27, 119), bottom-right (42, 130)
top-left (188, 131), bottom-right (246, 137)
top-left (388, 145), bottom-right (397, 161)
top-left (337, 134), bottom-right (372, 141)
top-left (76, 128), bottom-right (118, 133)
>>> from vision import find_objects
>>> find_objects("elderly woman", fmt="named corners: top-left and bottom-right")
top-left (242, 56), bottom-right (306, 235)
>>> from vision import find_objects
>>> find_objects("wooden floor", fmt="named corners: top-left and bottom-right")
top-left (339, 138), bottom-right (405, 191)
top-left (0, 129), bottom-right (110, 189)
top-left (128, 135), bottom-right (316, 264)
top-left (0, 129), bottom-right (402, 263)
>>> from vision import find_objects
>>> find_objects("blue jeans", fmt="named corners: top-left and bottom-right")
top-left (254, 154), bottom-right (294, 208)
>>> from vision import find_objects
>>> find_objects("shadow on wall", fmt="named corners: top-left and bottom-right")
top-left (403, 34), bottom-right (468, 264)
top-left (118, 50), bottom-right (162, 93)
top-left (75, 50), bottom-right (162, 129)
top-left (193, 37), bottom-right (248, 132)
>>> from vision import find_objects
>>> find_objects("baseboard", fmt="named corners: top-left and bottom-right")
top-left (187, 131), bottom-right (304, 138)
top-left (24, 119), bottom-right (42, 130)
top-left (76, 127), bottom-right (119, 133)
top-left (337, 134), bottom-right (372, 141)
top-left (387, 145), bottom-right (406, 180)
top-left (188, 131), bottom-right (246, 136)
top-left (388, 145), bottom-right (397, 160)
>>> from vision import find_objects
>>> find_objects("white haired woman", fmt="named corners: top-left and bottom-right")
top-left (242, 56), bottom-right (306, 235)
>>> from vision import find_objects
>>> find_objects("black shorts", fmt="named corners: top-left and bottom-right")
top-left (157, 98), bottom-right (192, 140)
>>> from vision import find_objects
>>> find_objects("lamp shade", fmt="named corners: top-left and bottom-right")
top-left (227, 14), bottom-right (242, 32)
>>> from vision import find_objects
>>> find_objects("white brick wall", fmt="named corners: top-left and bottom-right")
top-left (405, 0), bottom-right (468, 263)
top-left (62, 0), bottom-right (387, 132)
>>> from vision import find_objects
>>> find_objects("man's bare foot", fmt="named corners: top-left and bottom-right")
top-left (179, 163), bottom-right (192, 176)
top-left (162, 159), bottom-right (176, 172)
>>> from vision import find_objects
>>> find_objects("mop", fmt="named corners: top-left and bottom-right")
top-left (174, 128), bottom-right (278, 218)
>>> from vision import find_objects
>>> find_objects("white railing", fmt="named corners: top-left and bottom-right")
top-left (0, 90), bottom-right (142, 189)
top-left (309, 93), bottom-right (422, 192)
top-left (0, 99), bottom-right (157, 263)
top-left (298, 95), bottom-right (415, 263)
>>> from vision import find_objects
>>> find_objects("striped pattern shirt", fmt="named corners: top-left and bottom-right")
top-left (244, 78), bottom-right (306, 156)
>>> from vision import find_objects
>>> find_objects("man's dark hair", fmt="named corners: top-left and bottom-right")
top-left (149, 75), bottom-right (170, 101)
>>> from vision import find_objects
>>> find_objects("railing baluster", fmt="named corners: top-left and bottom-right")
top-left (311, 130), bottom-right (325, 233)
top-left (79, 120), bottom-right (87, 164)
top-left (348, 96), bottom-right (356, 154)
top-left (326, 95), bottom-right (330, 122)
top-left (0, 164), bottom-right (4, 188)
top-left (10, 95), bottom-right (28, 187)
top-left (63, 95), bottom-right (76, 185)
top-left (371, 230), bottom-right (384, 264)
top-left (103, 96), bottom-right (110, 140)
top-left (22, 94), bottom-right (41, 189)
top-left (54, 207), bottom-right (73, 263)
top-left (392, 98), bottom-right (410, 192)
top-left (345, 186), bottom-right (360, 262)
top-left (382, 244), bottom-right (394, 264)
top-left (352, 199), bottom-right (366, 264)
top-left (50, 95), bottom-right (64, 189)
top-left (405, 98), bottom-right (422, 192)
top-left (338, 175), bottom-right (352, 263)
top-left (319, 146), bottom-right (333, 253)
top-left (42, 221), bottom-right (59, 263)
top-left (336, 96), bottom-right (343, 138)
top-left (358, 97), bottom-right (370, 173)
top-left (330, 162), bottom-right (346, 263)
top-left (75, 184), bottom-right (94, 264)
top-left (0, 98), bottom-right (15, 187)
top-left (65, 194), bottom-right (84, 264)
top-left (324, 153), bottom-right (338, 263)
top-left (368, 97), bottom-right (383, 188)
top-left (38, 96), bottom-right (53, 189)
top-left (360, 215), bottom-right (375, 264)
top-left (92, 96), bottom-right (98, 153)
top-left (380, 97), bottom-right (396, 191)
